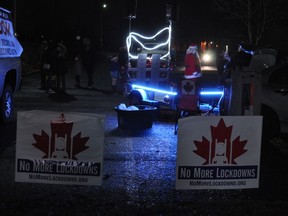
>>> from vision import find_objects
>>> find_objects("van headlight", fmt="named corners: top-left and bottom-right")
top-left (202, 53), bottom-right (212, 63)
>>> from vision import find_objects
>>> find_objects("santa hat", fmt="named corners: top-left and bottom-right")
top-left (186, 43), bottom-right (198, 54)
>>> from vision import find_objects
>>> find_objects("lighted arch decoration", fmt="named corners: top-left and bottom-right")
top-left (126, 23), bottom-right (171, 60)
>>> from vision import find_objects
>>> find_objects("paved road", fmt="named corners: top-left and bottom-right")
top-left (1, 63), bottom-right (288, 215)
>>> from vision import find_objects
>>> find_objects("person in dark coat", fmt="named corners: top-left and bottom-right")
top-left (55, 40), bottom-right (67, 91)
top-left (109, 56), bottom-right (119, 93)
top-left (37, 40), bottom-right (48, 90)
top-left (42, 40), bottom-right (58, 94)
top-left (231, 43), bottom-right (254, 70)
top-left (81, 38), bottom-right (96, 89)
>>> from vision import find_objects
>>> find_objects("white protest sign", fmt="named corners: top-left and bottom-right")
top-left (176, 116), bottom-right (262, 190)
top-left (15, 110), bottom-right (105, 186)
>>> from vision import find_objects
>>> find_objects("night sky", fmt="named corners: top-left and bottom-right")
top-left (0, 0), bottom-right (246, 51)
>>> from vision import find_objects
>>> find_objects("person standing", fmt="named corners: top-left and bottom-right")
top-left (81, 38), bottom-right (96, 89)
top-left (109, 55), bottom-right (119, 93)
top-left (184, 44), bottom-right (202, 79)
top-left (42, 40), bottom-right (58, 94)
top-left (55, 40), bottom-right (67, 91)
top-left (216, 49), bottom-right (226, 83)
top-left (74, 34), bottom-right (82, 88)
top-left (36, 40), bottom-right (49, 90)
top-left (74, 54), bottom-right (82, 88)
top-left (230, 42), bottom-right (254, 70)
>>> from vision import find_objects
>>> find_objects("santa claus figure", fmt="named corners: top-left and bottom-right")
top-left (184, 44), bottom-right (202, 79)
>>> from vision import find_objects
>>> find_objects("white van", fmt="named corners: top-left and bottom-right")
top-left (0, 7), bottom-right (23, 123)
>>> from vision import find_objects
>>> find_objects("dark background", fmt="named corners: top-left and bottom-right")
top-left (1, 0), bottom-right (288, 52)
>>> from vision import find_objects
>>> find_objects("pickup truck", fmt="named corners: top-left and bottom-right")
top-left (0, 7), bottom-right (23, 123)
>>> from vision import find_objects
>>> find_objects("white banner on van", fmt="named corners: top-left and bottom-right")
top-left (0, 7), bottom-right (23, 57)
top-left (15, 110), bottom-right (105, 186)
top-left (176, 116), bottom-right (262, 190)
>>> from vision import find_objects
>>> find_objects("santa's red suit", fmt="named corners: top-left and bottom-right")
top-left (184, 44), bottom-right (202, 79)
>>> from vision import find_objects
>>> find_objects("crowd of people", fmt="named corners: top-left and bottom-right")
top-left (36, 37), bottom-right (129, 95)
top-left (37, 39), bottom-right (68, 93)
top-left (37, 37), bottom-right (98, 93)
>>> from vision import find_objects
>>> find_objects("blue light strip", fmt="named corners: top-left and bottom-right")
top-left (132, 84), bottom-right (177, 96)
top-left (200, 91), bottom-right (224, 96)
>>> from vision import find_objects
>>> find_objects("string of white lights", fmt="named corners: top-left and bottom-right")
top-left (126, 24), bottom-right (171, 60)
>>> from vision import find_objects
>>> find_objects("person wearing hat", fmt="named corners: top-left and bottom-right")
top-left (184, 44), bottom-right (202, 79)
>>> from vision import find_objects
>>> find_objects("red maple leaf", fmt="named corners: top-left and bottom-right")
top-left (72, 132), bottom-right (89, 160)
top-left (33, 130), bottom-right (50, 158)
top-left (193, 136), bottom-right (210, 165)
top-left (231, 136), bottom-right (248, 164)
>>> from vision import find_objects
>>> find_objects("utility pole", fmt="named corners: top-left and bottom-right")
top-left (127, 0), bottom-right (137, 34)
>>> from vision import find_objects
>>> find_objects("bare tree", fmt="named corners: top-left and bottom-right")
top-left (214, 0), bottom-right (285, 45)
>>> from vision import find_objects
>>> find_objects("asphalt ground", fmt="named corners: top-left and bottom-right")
top-left (1, 57), bottom-right (288, 215)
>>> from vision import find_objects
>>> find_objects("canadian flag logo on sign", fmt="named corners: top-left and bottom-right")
top-left (15, 110), bottom-right (105, 186)
top-left (176, 116), bottom-right (262, 190)
top-left (32, 113), bottom-right (89, 160)
top-left (193, 118), bottom-right (248, 165)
